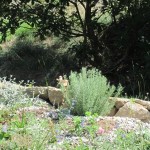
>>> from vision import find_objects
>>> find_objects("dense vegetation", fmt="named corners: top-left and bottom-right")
top-left (0, 1), bottom-right (150, 149)
top-left (0, 78), bottom-right (150, 149)
top-left (0, 0), bottom-right (150, 98)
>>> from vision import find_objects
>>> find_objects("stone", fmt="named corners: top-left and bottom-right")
top-left (115, 102), bottom-right (150, 122)
top-left (135, 99), bottom-right (150, 111)
top-left (16, 105), bottom-right (50, 118)
top-left (24, 86), bottom-right (48, 100)
top-left (107, 107), bottom-right (118, 116)
top-left (48, 109), bottom-right (59, 120)
top-left (48, 87), bottom-right (64, 106)
top-left (109, 97), bottom-right (129, 109)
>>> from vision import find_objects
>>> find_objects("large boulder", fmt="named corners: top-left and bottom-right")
top-left (47, 87), bottom-right (64, 107)
top-left (135, 99), bottom-right (150, 111)
top-left (109, 97), bottom-right (129, 109)
top-left (107, 107), bottom-right (118, 116)
top-left (25, 86), bottom-right (64, 107)
top-left (0, 81), bottom-right (64, 107)
top-left (109, 97), bottom-right (150, 110)
top-left (24, 86), bottom-right (48, 100)
top-left (115, 102), bottom-right (150, 122)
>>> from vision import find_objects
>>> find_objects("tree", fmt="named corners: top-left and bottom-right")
top-left (0, 0), bottom-right (150, 97)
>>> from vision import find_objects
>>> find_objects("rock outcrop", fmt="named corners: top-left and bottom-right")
top-left (47, 87), bottom-right (64, 106)
top-left (1, 81), bottom-right (150, 122)
top-left (115, 102), bottom-right (150, 122)
top-left (0, 81), bottom-right (64, 106)
top-left (25, 86), bottom-right (48, 100)
top-left (109, 97), bottom-right (150, 122)
top-left (24, 86), bottom-right (64, 106)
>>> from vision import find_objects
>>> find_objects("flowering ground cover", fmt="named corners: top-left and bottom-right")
top-left (0, 72), bottom-right (150, 150)
top-left (0, 103), bottom-right (150, 150)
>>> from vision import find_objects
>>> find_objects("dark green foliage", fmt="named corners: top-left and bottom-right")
top-left (99, 0), bottom-right (150, 97)
top-left (66, 0), bottom-right (150, 98)
top-left (0, 0), bottom-right (149, 97)
top-left (0, 0), bottom-right (70, 42)
top-left (0, 36), bottom-right (79, 86)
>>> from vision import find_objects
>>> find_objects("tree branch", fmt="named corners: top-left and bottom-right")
top-left (60, 28), bottom-right (83, 37)
top-left (69, 0), bottom-right (84, 30)
top-left (78, 0), bottom-right (85, 9)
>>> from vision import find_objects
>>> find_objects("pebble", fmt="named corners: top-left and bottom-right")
top-left (52, 116), bottom-right (150, 146)
top-left (12, 105), bottom-right (150, 148)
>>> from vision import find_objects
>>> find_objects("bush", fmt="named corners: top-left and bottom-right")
top-left (0, 35), bottom-right (80, 86)
top-left (63, 68), bottom-right (123, 116)
top-left (0, 76), bottom-right (36, 107)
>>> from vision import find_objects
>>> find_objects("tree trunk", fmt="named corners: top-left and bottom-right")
top-left (84, 0), bottom-right (102, 67)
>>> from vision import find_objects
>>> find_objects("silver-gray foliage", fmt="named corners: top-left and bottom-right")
top-left (64, 68), bottom-right (123, 116)
top-left (0, 76), bottom-right (32, 106)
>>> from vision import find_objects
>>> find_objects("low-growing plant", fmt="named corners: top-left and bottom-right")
top-left (63, 67), bottom-right (123, 116)
top-left (130, 98), bottom-right (136, 103)
top-left (113, 129), bottom-right (150, 150)
top-left (11, 113), bottom-right (28, 135)
top-left (0, 76), bottom-right (30, 106)
top-left (73, 116), bottom-right (83, 135)
top-left (0, 123), bottom-right (11, 141)
top-left (93, 129), bottom-right (150, 150)
top-left (84, 112), bottom-right (99, 139)
top-left (72, 112), bottom-right (99, 138)
top-left (0, 76), bottom-right (42, 108)
top-left (74, 144), bottom-right (89, 150)
top-left (0, 131), bottom-right (11, 141)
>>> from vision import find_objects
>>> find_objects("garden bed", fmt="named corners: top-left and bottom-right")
top-left (0, 103), bottom-right (150, 150)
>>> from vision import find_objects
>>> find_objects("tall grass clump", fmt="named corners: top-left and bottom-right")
top-left (63, 68), bottom-right (123, 116)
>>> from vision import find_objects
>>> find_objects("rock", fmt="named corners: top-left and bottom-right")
top-left (16, 105), bottom-right (50, 118)
top-left (48, 109), bottom-right (59, 120)
top-left (0, 81), bottom-right (64, 107)
top-left (115, 102), bottom-right (150, 122)
top-left (109, 97), bottom-right (150, 111)
top-left (109, 97), bottom-right (129, 109)
top-left (25, 86), bottom-right (48, 100)
top-left (107, 107), bottom-right (118, 116)
top-left (48, 87), bottom-right (64, 106)
top-left (135, 99), bottom-right (150, 111)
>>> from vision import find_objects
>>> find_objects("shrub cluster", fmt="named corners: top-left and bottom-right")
top-left (63, 67), bottom-right (123, 116)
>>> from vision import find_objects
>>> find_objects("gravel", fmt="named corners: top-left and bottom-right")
top-left (15, 106), bottom-right (150, 149)
top-left (48, 116), bottom-right (150, 149)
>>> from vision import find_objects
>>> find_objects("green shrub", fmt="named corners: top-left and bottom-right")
top-left (0, 35), bottom-right (80, 86)
top-left (4, 35), bottom-right (54, 72)
top-left (63, 67), bottom-right (123, 116)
